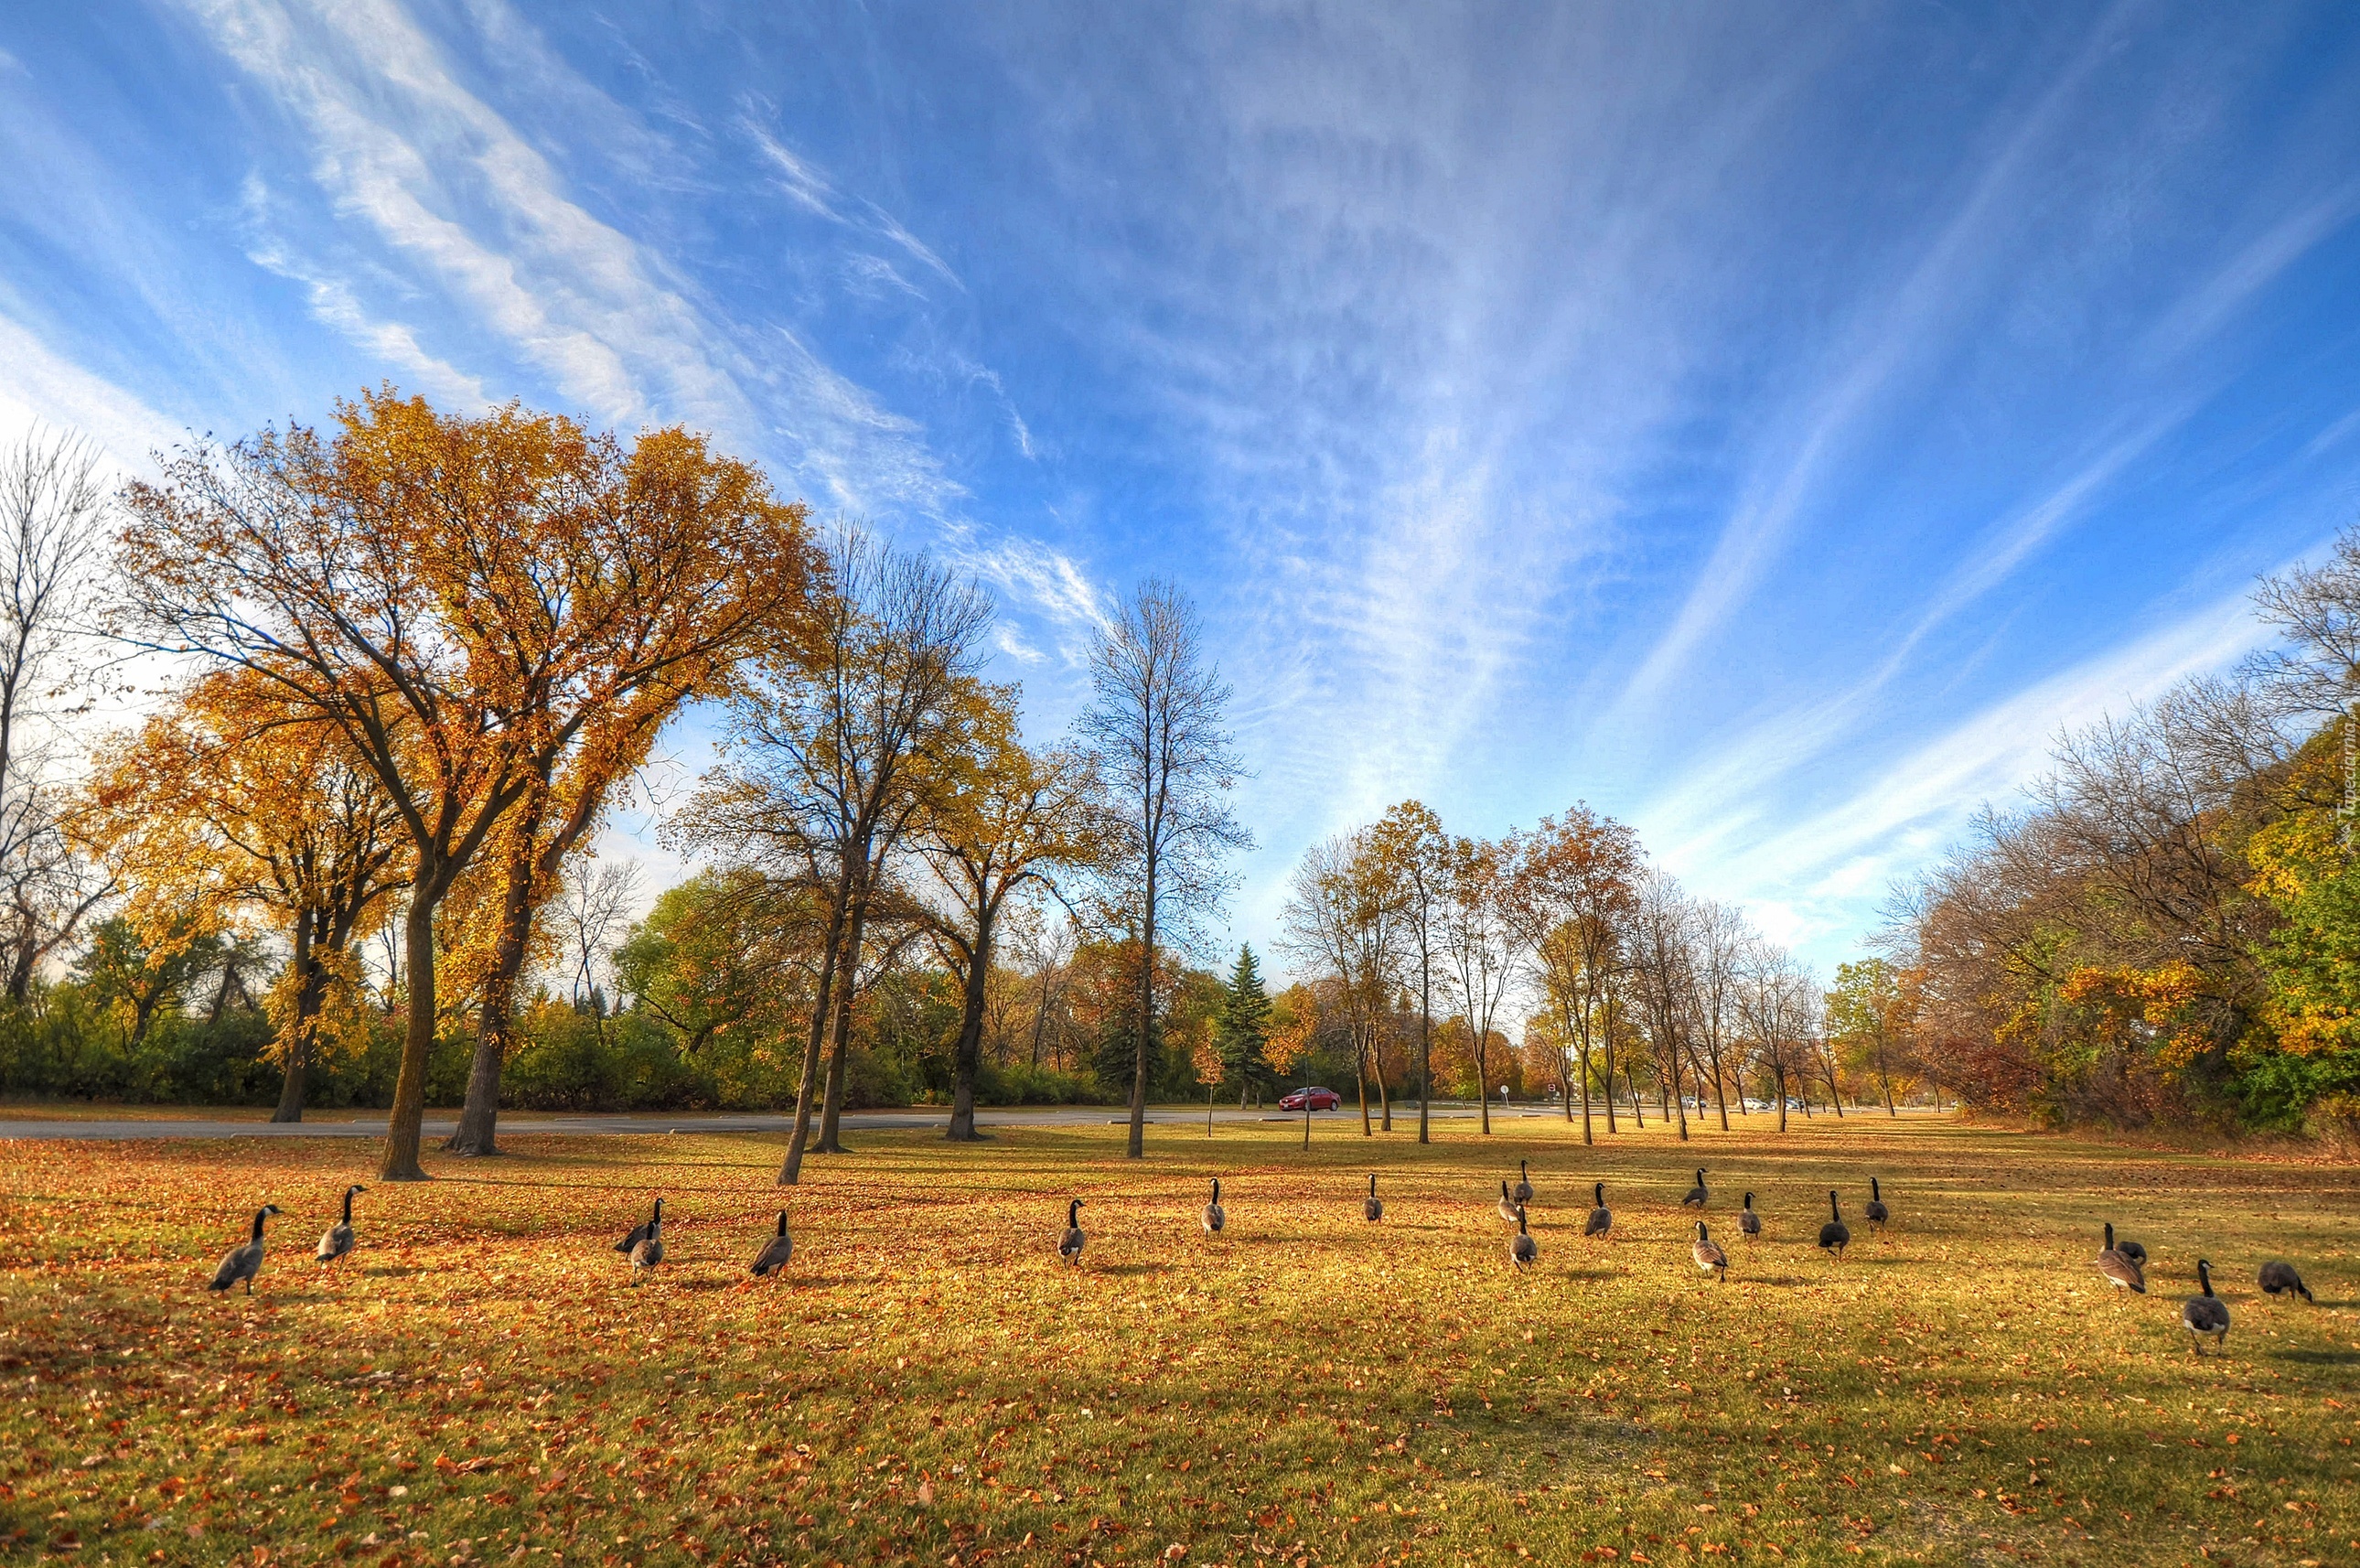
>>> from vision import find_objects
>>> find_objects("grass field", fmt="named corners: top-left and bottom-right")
top-left (2, 1112), bottom-right (2355, 1568)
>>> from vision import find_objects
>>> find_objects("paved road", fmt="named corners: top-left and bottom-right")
top-left (0, 1102), bottom-right (1586, 1142)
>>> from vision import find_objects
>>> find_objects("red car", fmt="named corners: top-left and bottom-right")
top-left (1279, 1087), bottom-right (1342, 1112)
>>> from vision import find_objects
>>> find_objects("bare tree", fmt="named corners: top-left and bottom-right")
top-left (677, 528), bottom-right (991, 1183)
top-left (1518, 806), bottom-right (1641, 1143)
top-left (552, 856), bottom-right (642, 1011)
top-left (1625, 869), bottom-right (1698, 1140)
top-left (1278, 829), bottom-right (1403, 1138)
top-left (1369, 801), bottom-right (1446, 1143)
top-left (1079, 581), bottom-right (1250, 1159)
top-left (1437, 832), bottom-right (1529, 1135)
top-left (1681, 897), bottom-right (1746, 1128)
top-left (0, 429), bottom-right (107, 999)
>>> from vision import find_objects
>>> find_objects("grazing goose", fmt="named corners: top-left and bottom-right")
top-left (749, 1210), bottom-right (794, 1278)
top-left (1583, 1182), bottom-right (1613, 1239)
top-left (2096, 1223), bottom-right (2146, 1294)
top-left (1681, 1168), bottom-right (1709, 1208)
top-left (1497, 1181), bottom-right (1523, 1223)
top-left (2181, 1260), bottom-right (2230, 1353)
top-left (1737, 1191), bottom-right (1762, 1238)
top-left (1058, 1199), bottom-right (1085, 1265)
top-left (1817, 1191), bottom-right (1850, 1260)
top-left (316, 1185), bottom-right (365, 1264)
top-left (1864, 1177), bottom-right (1890, 1231)
top-left (616, 1197), bottom-right (665, 1284)
top-left (1510, 1207), bottom-right (1537, 1271)
top-left (209, 1205), bottom-right (283, 1294)
top-left (1203, 1178), bottom-right (1226, 1235)
top-left (1692, 1220), bottom-right (1730, 1283)
top-left (1363, 1174), bottom-right (1383, 1223)
top-left (1512, 1160), bottom-right (1534, 1207)
top-left (2257, 1261), bottom-right (2313, 1304)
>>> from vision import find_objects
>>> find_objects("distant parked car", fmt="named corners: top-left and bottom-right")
top-left (1279, 1087), bottom-right (1342, 1112)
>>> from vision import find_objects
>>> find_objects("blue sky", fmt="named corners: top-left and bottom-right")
top-left (7, 3), bottom-right (2360, 976)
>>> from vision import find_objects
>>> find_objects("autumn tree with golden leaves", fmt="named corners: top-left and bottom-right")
top-left (115, 391), bottom-right (811, 1179)
top-left (80, 671), bottom-right (410, 1122)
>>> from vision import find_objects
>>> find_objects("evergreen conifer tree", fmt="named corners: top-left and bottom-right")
top-left (1216, 945), bottom-right (1274, 1107)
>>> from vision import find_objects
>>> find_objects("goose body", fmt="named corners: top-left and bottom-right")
top-left (1583, 1181), bottom-right (1612, 1239)
top-left (1497, 1181), bottom-right (1522, 1223)
top-left (1203, 1178), bottom-right (1226, 1235)
top-left (2096, 1223), bottom-right (2145, 1294)
top-left (1863, 1177), bottom-right (1889, 1230)
top-left (2116, 1235), bottom-right (2148, 1267)
top-left (1364, 1174), bottom-right (1383, 1223)
top-left (1680, 1168), bottom-right (1709, 1208)
top-left (2181, 1260), bottom-right (2230, 1353)
top-left (1817, 1191), bottom-right (1850, 1259)
top-left (1692, 1220), bottom-right (1729, 1282)
top-left (1058, 1199), bottom-right (1085, 1264)
top-left (316, 1185), bottom-right (365, 1263)
top-left (617, 1198), bottom-right (664, 1283)
top-left (1512, 1160), bottom-right (1534, 1207)
top-left (750, 1210), bottom-right (794, 1277)
top-left (2257, 1261), bottom-right (2313, 1303)
top-left (1510, 1207), bottom-right (1537, 1271)
top-left (209, 1205), bottom-right (282, 1294)
top-left (1737, 1191), bottom-right (1761, 1237)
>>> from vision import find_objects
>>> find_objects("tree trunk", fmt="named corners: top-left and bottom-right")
top-left (1477, 1038), bottom-right (1491, 1134)
top-left (1602, 1037), bottom-right (1618, 1133)
top-left (270, 915), bottom-right (320, 1124)
top-left (1626, 1060), bottom-right (1644, 1127)
top-left (1374, 1037), bottom-right (1391, 1132)
top-left (379, 892), bottom-right (439, 1182)
top-left (1356, 1025), bottom-right (1371, 1137)
top-left (446, 817), bottom-right (547, 1156)
top-left (946, 918), bottom-right (992, 1143)
top-left (1416, 954), bottom-right (1431, 1144)
top-left (1126, 878), bottom-right (1154, 1161)
top-left (1775, 1063), bottom-right (1788, 1131)
top-left (777, 896), bottom-right (847, 1186)
top-left (1577, 1045), bottom-right (1593, 1144)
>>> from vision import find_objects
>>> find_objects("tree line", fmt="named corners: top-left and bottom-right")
top-left (1879, 525), bottom-right (2360, 1141)
top-left (1266, 801), bottom-right (1927, 1144)
top-left (0, 392), bottom-right (1254, 1181)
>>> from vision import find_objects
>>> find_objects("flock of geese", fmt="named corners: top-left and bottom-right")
top-left (207, 1162), bottom-right (2321, 1355)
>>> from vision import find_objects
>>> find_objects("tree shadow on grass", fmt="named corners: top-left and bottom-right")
top-left (2267, 1347), bottom-right (2358, 1366)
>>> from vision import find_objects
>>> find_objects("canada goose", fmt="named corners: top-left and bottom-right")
top-left (1817, 1191), bottom-right (1850, 1259)
top-left (1497, 1181), bottom-right (1522, 1223)
top-left (749, 1210), bottom-right (793, 1278)
top-left (1058, 1199), bottom-right (1085, 1264)
top-left (1203, 1178), bottom-right (1226, 1235)
top-left (616, 1198), bottom-right (664, 1283)
top-left (1364, 1174), bottom-right (1383, 1223)
top-left (2096, 1223), bottom-right (2145, 1294)
top-left (1681, 1168), bottom-right (1708, 1208)
top-left (316, 1185), bottom-right (365, 1264)
top-left (1510, 1207), bottom-right (1537, 1271)
top-left (209, 1205), bottom-right (282, 1294)
top-left (1583, 1181), bottom-right (1612, 1239)
top-left (1864, 1177), bottom-right (1889, 1231)
top-left (1513, 1160), bottom-right (1534, 1207)
top-left (2257, 1261), bottom-right (2313, 1304)
top-left (1737, 1191), bottom-right (1761, 1237)
top-left (1692, 1221), bottom-right (1729, 1283)
top-left (2181, 1260), bottom-right (2230, 1353)
top-left (2115, 1233), bottom-right (2148, 1267)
